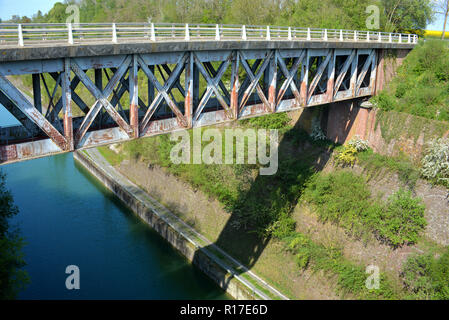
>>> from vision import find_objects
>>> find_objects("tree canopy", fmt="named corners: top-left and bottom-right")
top-left (4, 0), bottom-right (435, 33)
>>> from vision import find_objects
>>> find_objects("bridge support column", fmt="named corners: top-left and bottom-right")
top-left (130, 54), bottom-right (139, 138)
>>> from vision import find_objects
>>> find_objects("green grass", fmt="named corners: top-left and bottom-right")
top-left (372, 40), bottom-right (449, 122)
top-left (402, 247), bottom-right (449, 299)
top-left (284, 232), bottom-right (399, 299)
top-left (97, 145), bottom-right (127, 166)
top-left (303, 171), bottom-right (427, 247)
top-left (357, 149), bottom-right (420, 189)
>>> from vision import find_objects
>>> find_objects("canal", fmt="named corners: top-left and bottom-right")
top-left (3, 152), bottom-right (229, 299)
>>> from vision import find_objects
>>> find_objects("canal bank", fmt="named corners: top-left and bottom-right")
top-left (74, 149), bottom-right (288, 300)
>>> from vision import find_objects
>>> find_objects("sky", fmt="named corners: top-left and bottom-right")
top-left (0, 0), bottom-right (447, 30)
top-left (0, 0), bottom-right (60, 21)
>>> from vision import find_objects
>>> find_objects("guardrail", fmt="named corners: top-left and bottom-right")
top-left (0, 22), bottom-right (418, 47)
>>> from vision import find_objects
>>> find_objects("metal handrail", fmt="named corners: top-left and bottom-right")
top-left (0, 22), bottom-right (419, 47)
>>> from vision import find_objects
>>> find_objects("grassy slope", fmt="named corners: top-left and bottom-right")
top-left (98, 112), bottom-right (447, 299)
top-left (373, 40), bottom-right (449, 122)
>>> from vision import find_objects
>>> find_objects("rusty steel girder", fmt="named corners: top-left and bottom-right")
top-left (0, 48), bottom-right (380, 165)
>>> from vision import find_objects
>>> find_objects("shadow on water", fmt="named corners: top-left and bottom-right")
top-left (191, 104), bottom-right (356, 294)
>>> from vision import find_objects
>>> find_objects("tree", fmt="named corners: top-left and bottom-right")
top-left (434, 0), bottom-right (449, 39)
top-left (0, 171), bottom-right (28, 299)
top-left (383, 0), bottom-right (435, 34)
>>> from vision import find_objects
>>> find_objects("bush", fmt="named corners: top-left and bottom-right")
top-left (347, 135), bottom-right (370, 152)
top-left (402, 248), bottom-right (449, 299)
top-left (421, 138), bottom-right (449, 187)
top-left (335, 136), bottom-right (370, 166)
top-left (376, 189), bottom-right (427, 247)
top-left (335, 144), bottom-right (358, 166)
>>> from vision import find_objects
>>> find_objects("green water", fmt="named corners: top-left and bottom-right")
top-left (3, 153), bottom-right (229, 299)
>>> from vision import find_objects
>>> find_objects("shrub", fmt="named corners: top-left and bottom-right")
top-left (335, 144), bottom-right (358, 166)
top-left (402, 248), bottom-right (449, 299)
top-left (376, 189), bottom-right (427, 247)
top-left (309, 117), bottom-right (327, 141)
top-left (347, 135), bottom-right (370, 152)
top-left (421, 138), bottom-right (449, 187)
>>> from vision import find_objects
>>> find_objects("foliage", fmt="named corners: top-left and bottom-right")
top-left (357, 149), bottom-right (420, 189)
top-left (373, 40), bottom-right (449, 122)
top-left (284, 232), bottom-right (398, 298)
top-left (240, 113), bottom-right (291, 131)
top-left (303, 171), bottom-right (426, 246)
top-left (335, 144), bottom-right (359, 166)
top-left (335, 136), bottom-right (370, 166)
top-left (0, 171), bottom-right (28, 299)
top-left (309, 117), bottom-right (327, 142)
top-left (382, 0), bottom-right (435, 34)
top-left (347, 135), bottom-right (370, 152)
top-left (5, 0), bottom-right (433, 35)
top-left (376, 189), bottom-right (427, 247)
top-left (402, 248), bottom-right (449, 299)
top-left (421, 138), bottom-right (449, 187)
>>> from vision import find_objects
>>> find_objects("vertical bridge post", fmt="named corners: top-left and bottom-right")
top-left (130, 55), bottom-right (139, 138)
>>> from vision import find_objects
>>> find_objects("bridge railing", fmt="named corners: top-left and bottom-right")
top-left (0, 22), bottom-right (418, 47)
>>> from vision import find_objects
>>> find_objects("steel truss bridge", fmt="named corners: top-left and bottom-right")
top-left (0, 23), bottom-right (416, 164)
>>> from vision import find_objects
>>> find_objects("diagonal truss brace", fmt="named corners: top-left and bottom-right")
top-left (276, 50), bottom-right (305, 108)
top-left (0, 75), bottom-right (68, 150)
top-left (193, 52), bottom-right (233, 120)
top-left (239, 51), bottom-right (273, 112)
top-left (333, 50), bottom-right (356, 98)
top-left (138, 53), bottom-right (188, 135)
top-left (307, 50), bottom-right (332, 103)
top-left (71, 55), bottom-right (133, 145)
top-left (356, 50), bottom-right (375, 95)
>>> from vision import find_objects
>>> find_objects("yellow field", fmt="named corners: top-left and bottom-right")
top-left (424, 30), bottom-right (449, 39)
